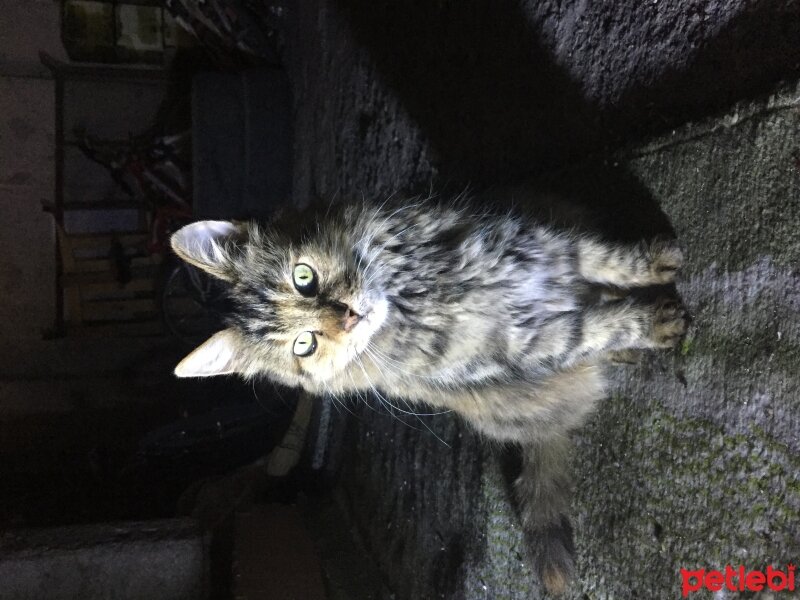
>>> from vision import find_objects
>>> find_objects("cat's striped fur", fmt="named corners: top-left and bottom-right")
top-left (171, 198), bottom-right (687, 594)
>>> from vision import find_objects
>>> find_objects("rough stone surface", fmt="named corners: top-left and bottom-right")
top-left (0, 518), bottom-right (207, 600)
top-left (286, 2), bottom-right (800, 599)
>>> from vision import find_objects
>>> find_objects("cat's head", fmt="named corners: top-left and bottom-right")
top-left (170, 219), bottom-right (389, 389)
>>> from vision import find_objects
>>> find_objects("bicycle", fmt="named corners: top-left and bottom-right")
top-left (76, 129), bottom-right (227, 344)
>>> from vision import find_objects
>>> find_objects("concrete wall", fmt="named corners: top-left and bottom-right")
top-left (287, 1), bottom-right (800, 598)
top-left (0, 0), bottom-right (68, 75)
top-left (0, 0), bottom-right (62, 343)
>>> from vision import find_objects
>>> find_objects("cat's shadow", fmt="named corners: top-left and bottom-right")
top-left (467, 162), bottom-right (676, 242)
top-left (332, 0), bottom-right (798, 241)
top-left (331, 0), bottom-right (672, 239)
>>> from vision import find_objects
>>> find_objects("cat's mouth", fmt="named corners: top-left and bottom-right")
top-left (346, 295), bottom-right (389, 355)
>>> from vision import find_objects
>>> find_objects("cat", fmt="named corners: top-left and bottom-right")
top-left (169, 197), bottom-right (687, 594)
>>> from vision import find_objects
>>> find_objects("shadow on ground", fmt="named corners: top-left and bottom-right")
top-left (333, 0), bottom-right (800, 239)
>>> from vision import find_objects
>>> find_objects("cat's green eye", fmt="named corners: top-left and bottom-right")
top-left (293, 263), bottom-right (317, 296)
top-left (293, 331), bottom-right (317, 357)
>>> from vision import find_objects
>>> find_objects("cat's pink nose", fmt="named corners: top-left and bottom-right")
top-left (342, 306), bottom-right (361, 332)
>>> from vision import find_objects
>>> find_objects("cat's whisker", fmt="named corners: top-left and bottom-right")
top-left (271, 379), bottom-right (297, 410)
top-left (250, 380), bottom-right (272, 416)
top-left (250, 378), bottom-right (264, 408)
top-left (363, 345), bottom-right (445, 387)
top-left (365, 344), bottom-right (440, 381)
top-left (357, 200), bottom-right (423, 262)
top-left (395, 393), bottom-right (450, 438)
top-left (324, 392), bottom-right (343, 415)
top-left (342, 364), bottom-right (377, 416)
top-left (324, 374), bottom-right (360, 418)
top-left (359, 223), bottom-right (416, 272)
top-left (344, 355), bottom-right (390, 416)
top-left (353, 200), bottom-right (385, 273)
top-left (352, 356), bottom-right (397, 413)
top-left (355, 200), bottom-right (424, 281)
top-left (326, 386), bottom-right (356, 418)
top-left (344, 368), bottom-right (368, 409)
top-left (354, 201), bottom-right (404, 261)
top-left (361, 224), bottom-right (420, 288)
top-left (362, 348), bottom-right (452, 416)
top-left (360, 192), bottom-right (396, 230)
top-left (353, 354), bottom-right (430, 433)
top-left (323, 189), bottom-right (340, 220)
top-left (359, 192), bottom-right (398, 241)
top-left (354, 356), bottom-right (452, 448)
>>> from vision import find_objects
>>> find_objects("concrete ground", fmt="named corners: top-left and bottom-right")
top-left (0, 518), bottom-right (207, 600)
top-left (283, 1), bottom-right (800, 599)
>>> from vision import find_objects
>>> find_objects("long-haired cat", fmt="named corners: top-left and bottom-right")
top-left (170, 197), bottom-right (687, 594)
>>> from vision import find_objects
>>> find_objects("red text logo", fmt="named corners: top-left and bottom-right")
top-left (681, 565), bottom-right (796, 597)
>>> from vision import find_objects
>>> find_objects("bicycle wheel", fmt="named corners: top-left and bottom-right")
top-left (160, 259), bottom-right (227, 343)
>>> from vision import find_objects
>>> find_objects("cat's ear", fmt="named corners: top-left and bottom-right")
top-left (174, 329), bottom-right (246, 378)
top-left (170, 220), bottom-right (245, 281)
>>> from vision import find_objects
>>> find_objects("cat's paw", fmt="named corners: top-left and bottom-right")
top-left (648, 237), bottom-right (684, 284)
top-left (651, 298), bottom-right (689, 348)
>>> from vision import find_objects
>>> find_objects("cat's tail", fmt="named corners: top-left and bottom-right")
top-left (515, 435), bottom-right (576, 595)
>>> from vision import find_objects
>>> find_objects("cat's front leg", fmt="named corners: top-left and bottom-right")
top-left (576, 236), bottom-right (684, 287)
top-left (526, 298), bottom-right (688, 366)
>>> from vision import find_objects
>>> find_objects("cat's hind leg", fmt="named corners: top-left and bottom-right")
top-left (576, 236), bottom-right (683, 287)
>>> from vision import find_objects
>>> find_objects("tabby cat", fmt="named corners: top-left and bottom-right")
top-left (170, 198), bottom-right (687, 594)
